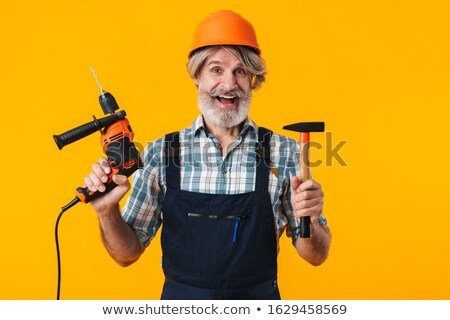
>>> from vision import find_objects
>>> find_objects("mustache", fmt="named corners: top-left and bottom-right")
top-left (207, 87), bottom-right (248, 99)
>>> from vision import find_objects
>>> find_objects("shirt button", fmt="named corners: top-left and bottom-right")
top-left (222, 168), bottom-right (227, 174)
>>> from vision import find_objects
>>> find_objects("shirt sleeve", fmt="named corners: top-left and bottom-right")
top-left (121, 138), bottom-right (165, 247)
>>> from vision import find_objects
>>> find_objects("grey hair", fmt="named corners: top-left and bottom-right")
top-left (186, 45), bottom-right (267, 90)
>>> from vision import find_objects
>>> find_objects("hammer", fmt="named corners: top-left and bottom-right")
top-left (283, 122), bottom-right (325, 238)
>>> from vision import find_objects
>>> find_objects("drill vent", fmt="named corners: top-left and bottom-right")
top-left (107, 132), bottom-right (124, 143)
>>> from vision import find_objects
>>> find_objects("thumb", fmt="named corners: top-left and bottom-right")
top-left (290, 175), bottom-right (301, 194)
top-left (112, 174), bottom-right (130, 188)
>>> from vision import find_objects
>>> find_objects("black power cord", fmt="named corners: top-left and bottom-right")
top-left (55, 197), bottom-right (80, 300)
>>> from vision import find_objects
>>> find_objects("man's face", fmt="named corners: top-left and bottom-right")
top-left (196, 47), bottom-right (252, 128)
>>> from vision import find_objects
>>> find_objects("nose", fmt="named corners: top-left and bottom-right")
top-left (221, 71), bottom-right (238, 91)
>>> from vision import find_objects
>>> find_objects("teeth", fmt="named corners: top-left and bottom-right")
top-left (218, 95), bottom-right (236, 99)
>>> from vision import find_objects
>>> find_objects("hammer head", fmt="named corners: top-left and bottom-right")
top-left (283, 122), bottom-right (325, 133)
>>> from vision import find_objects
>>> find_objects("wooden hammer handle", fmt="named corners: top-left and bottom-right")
top-left (299, 132), bottom-right (311, 238)
top-left (300, 132), bottom-right (310, 182)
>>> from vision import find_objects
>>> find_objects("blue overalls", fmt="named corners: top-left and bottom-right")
top-left (160, 128), bottom-right (280, 300)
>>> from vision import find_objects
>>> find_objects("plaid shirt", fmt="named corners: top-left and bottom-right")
top-left (122, 115), bottom-right (302, 248)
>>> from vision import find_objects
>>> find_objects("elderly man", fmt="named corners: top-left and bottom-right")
top-left (84, 10), bottom-right (331, 300)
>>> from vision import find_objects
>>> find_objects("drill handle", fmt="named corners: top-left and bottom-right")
top-left (76, 136), bottom-right (142, 204)
top-left (76, 164), bottom-right (120, 203)
top-left (76, 180), bottom-right (118, 204)
top-left (53, 110), bottom-right (127, 150)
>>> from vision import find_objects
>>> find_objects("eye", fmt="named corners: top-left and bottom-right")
top-left (234, 68), bottom-right (247, 76)
top-left (211, 67), bottom-right (221, 73)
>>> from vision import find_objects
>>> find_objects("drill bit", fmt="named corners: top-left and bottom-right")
top-left (89, 66), bottom-right (120, 115)
top-left (90, 66), bottom-right (105, 94)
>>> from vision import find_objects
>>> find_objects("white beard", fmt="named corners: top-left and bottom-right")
top-left (198, 86), bottom-right (252, 128)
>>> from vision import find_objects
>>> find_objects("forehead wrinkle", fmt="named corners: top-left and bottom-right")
top-left (206, 59), bottom-right (245, 68)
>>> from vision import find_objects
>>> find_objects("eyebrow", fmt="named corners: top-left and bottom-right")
top-left (206, 60), bottom-right (244, 68)
top-left (207, 60), bottom-right (222, 66)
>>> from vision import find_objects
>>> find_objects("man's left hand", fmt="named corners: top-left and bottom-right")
top-left (290, 176), bottom-right (324, 223)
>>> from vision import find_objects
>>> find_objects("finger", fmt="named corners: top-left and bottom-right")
top-left (88, 171), bottom-right (105, 192)
top-left (294, 202), bottom-right (323, 218)
top-left (99, 157), bottom-right (111, 175)
top-left (84, 176), bottom-right (96, 192)
top-left (293, 188), bottom-right (324, 202)
top-left (112, 174), bottom-right (129, 187)
top-left (294, 196), bottom-right (323, 211)
top-left (300, 179), bottom-right (321, 192)
top-left (92, 162), bottom-right (109, 184)
top-left (290, 176), bottom-right (301, 194)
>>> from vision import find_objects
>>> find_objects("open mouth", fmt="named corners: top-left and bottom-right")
top-left (215, 95), bottom-right (237, 105)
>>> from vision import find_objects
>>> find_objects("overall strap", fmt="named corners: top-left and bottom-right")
top-left (164, 131), bottom-right (181, 190)
top-left (255, 127), bottom-right (273, 192)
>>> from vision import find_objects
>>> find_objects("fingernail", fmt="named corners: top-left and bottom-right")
top-left (102, 176), bottom-right (108, 183)
top-left (101, 162), bottom-right (111, 173)
top-left (99, 186), bottom-right (105, 192)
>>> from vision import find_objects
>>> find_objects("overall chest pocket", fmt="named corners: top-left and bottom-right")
top-left (187, 213), bottom-right (249, 243)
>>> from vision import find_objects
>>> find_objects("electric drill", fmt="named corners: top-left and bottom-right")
top-left (53, 67), bottom-right (142, 300)
top-left (53, 68), bottom-right (142, 208)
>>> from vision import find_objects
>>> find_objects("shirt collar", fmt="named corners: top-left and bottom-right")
top-left (192, 114), bottom-right (258, 137)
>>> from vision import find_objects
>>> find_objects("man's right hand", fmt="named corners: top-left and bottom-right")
top-left (83, 157), bottom-right (131, 215)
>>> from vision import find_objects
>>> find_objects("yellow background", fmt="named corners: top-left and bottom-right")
top-left (1, 0), bottom-right (449, 299)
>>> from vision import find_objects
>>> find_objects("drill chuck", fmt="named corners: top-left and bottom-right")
top-left (99, 91), bottom-right (119, 114)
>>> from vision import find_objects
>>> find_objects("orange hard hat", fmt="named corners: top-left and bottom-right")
top-left (189, 10), bottom-right (260, 58)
